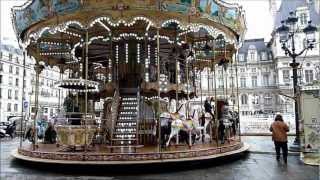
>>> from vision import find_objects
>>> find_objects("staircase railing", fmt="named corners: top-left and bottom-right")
top-left (110, 88), bottom-right (120, 146)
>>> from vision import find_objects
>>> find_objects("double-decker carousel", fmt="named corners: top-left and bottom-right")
top-left (11, 0), bottom-right (248, 165)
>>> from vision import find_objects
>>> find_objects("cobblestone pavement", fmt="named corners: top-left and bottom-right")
top-left (0, 138), bottom-right (318, 180)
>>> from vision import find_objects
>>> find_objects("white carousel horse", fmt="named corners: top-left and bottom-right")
top-left (191, 109), bottom-right (214, 142)
top-left (165, 113), bottom-right (198, 147)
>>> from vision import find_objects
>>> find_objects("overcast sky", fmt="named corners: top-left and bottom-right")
top-left (0, 0), bottom-right (280, 46)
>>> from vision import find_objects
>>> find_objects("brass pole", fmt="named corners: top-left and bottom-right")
top-left (213, 48), bottom-right (218, 146)
top-left (20, 51), bottom-right (26, 148)
top-left (33, 62), bottom-right (40, 150)
top-left (84, 30), bottom-right (89, 153)
top-left (235, 49), bottom-right (241, 141)
top-left (157, 28), bottom-right (161, 152)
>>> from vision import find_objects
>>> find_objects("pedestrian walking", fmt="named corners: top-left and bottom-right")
top-left (270, 114), bottom-right (289, 163)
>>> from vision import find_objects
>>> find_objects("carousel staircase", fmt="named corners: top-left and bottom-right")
top-left (110, 88), bottom-right (142, 152)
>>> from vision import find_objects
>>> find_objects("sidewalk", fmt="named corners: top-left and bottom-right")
top-left (242, 135), bottom-right (299, 155)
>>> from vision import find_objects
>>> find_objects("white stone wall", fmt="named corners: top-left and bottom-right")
top-left (0, 48), bottom-right (66, 122)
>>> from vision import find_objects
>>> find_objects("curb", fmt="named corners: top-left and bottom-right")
top-left (248, 150), bottom-right (300, 156)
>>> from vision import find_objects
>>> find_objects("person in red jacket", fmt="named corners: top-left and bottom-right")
top-left (270, 114), bottom-right (289, 164)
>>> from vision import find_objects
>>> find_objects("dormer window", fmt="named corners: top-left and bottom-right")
top-left (248, 45), bottom-right (256, 61)
top-left (249, 51), bottom-right (255, 61)
top-left (238, 53), bottom-right (244, 62)
top-left (261, 52), bottom-right (267, 61)
top-left (299, 12), bottom-right (308, 25)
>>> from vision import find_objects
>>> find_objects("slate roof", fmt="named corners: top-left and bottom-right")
top-left (238, 38), bottom-right (273, 62)
top-left (274, 0), bottom-right (320, 29)
top-left (0, 37), bottom-right (23, 55)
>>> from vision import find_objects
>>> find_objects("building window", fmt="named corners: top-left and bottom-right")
top-left (241, 94), bottom-right (248, 105)
top-left (15, 90), bottom-right (18, 100)
top-left (0, 63), bottom-right (3, 71)
top-left (9, 65), bottom-right (13, 73)
top-left (240, 77), bottom-right (246, 88)
top-left (249, 51), bottom-right (255, 61)
top-left (0, 88), bottom-right (2, 98)
top-left (261, 52), bottom-right (267, 61)
top-left (0, 75), bottom-right (2, 84)
top-left (218, 78), bottom-right (223, 88)
top-left (229, 77), bottom-right (234, 88)
top-left (252, 68), bottom-right (256, 73)
top-left (15, 57), bottom-right (19, 64)
top-left (305, 70), bottom-right (314, 83)
top-left (264, 93), bottom-right (272, 105)
top-left (299, 13), bottom-right (308, 25)
top-left (9, 54), bottom-right (12, 61)
top-left (238, 54), bottom-right (244, 62)
top-left (240, 68), bottom-right (245, 73)
top-left (44, 108), bottom-right (48, 113)
top-left (9, 77), bottom-right (13, 86)
top-left (263, 74), bottom-right (269, 86)
top-left (253, 94), bottom-right (259, 104)
top-left (8, 89), bottom-right (12, 99)
top-left (283, 70), bottom-right (290, 83)
top-left (14, 104), bottom-right (18, 112)
top-left (0, 51), bottom-right (2, 59)
top-left (16, 67), bottom-right (19, 75)
top-left (252, 76), bottom-right (257, 87)
top-left (31, 107), bottom-right (35, 113)
top-left (7, 103), bottom-right (11, 112)
top-left (15, 78), bottom-right (19, 86)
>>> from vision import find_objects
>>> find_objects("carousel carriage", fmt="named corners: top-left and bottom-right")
top-left (12, 0), bottom-right (247, 164)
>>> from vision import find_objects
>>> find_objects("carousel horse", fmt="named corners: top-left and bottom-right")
top-left (194, 109), bottom-right (215, 142)
top-left (165, 113), bottom-right (199, 147)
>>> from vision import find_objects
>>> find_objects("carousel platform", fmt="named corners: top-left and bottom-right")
top-left (12, 140), bottom-right (248, 165)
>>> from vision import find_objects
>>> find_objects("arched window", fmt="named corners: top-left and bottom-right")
top-left (241, 94), bottom-right (248, 105)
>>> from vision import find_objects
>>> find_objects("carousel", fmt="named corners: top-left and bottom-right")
top-left (11, 0), bottom-right (248, 165)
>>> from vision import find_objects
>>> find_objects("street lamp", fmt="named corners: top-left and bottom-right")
top-left (276, 11), bottom-right (318, 151)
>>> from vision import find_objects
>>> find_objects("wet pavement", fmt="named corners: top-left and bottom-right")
top-left (241, 136), bottom-right (296, 154)
top-left (0, 137), bottom-right (319, 180)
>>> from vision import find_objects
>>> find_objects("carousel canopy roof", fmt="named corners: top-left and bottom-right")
top-left (12, 0), bottom-right (246, 44)
top-left (11, 0), bottom-right (246, 68)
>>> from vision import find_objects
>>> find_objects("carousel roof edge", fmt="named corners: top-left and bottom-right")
top-left (11, 0), bottom-right (246, 44)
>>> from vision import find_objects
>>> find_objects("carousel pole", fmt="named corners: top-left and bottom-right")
top-left (224, 45), bottom-right (228, 99)
top-left (175, 55), bottom-right (179, 110)
top-left (84, 30), bottom-right (89, 153)
top-left (235, 49), bottom-right (241, 141)
top-left (207, 65), bottom-right (210, 97)
top-left (221, 64), bottom-right (225, 99)
top-left (200, 70), bottom-right (203, 112)
top-left (213, 49), bottom-right (218, 146)
top-left (58, 70), bottom-right (62, 113)
top-left (156, 27), bottom-right (161, 152)
top-left (33, 61), bottom-right (41, 150)
top-left (185, 35), bottom-right (189, 118)
top-left (231, 57), bottom-right (235, 111)
top-left (33, 42), bottom-right (42, 150)
top-left (20, 50), bottom-right (26, 148)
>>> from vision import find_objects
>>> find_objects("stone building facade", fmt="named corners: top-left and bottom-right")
top-left (0, 38), bottom-right (65, 122)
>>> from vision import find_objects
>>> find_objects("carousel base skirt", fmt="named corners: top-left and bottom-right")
top-left (12, 141), bottom-right (249, 165)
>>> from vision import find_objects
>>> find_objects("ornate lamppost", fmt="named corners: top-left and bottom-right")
top-left (276, 11), bottom-right (317, 151)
